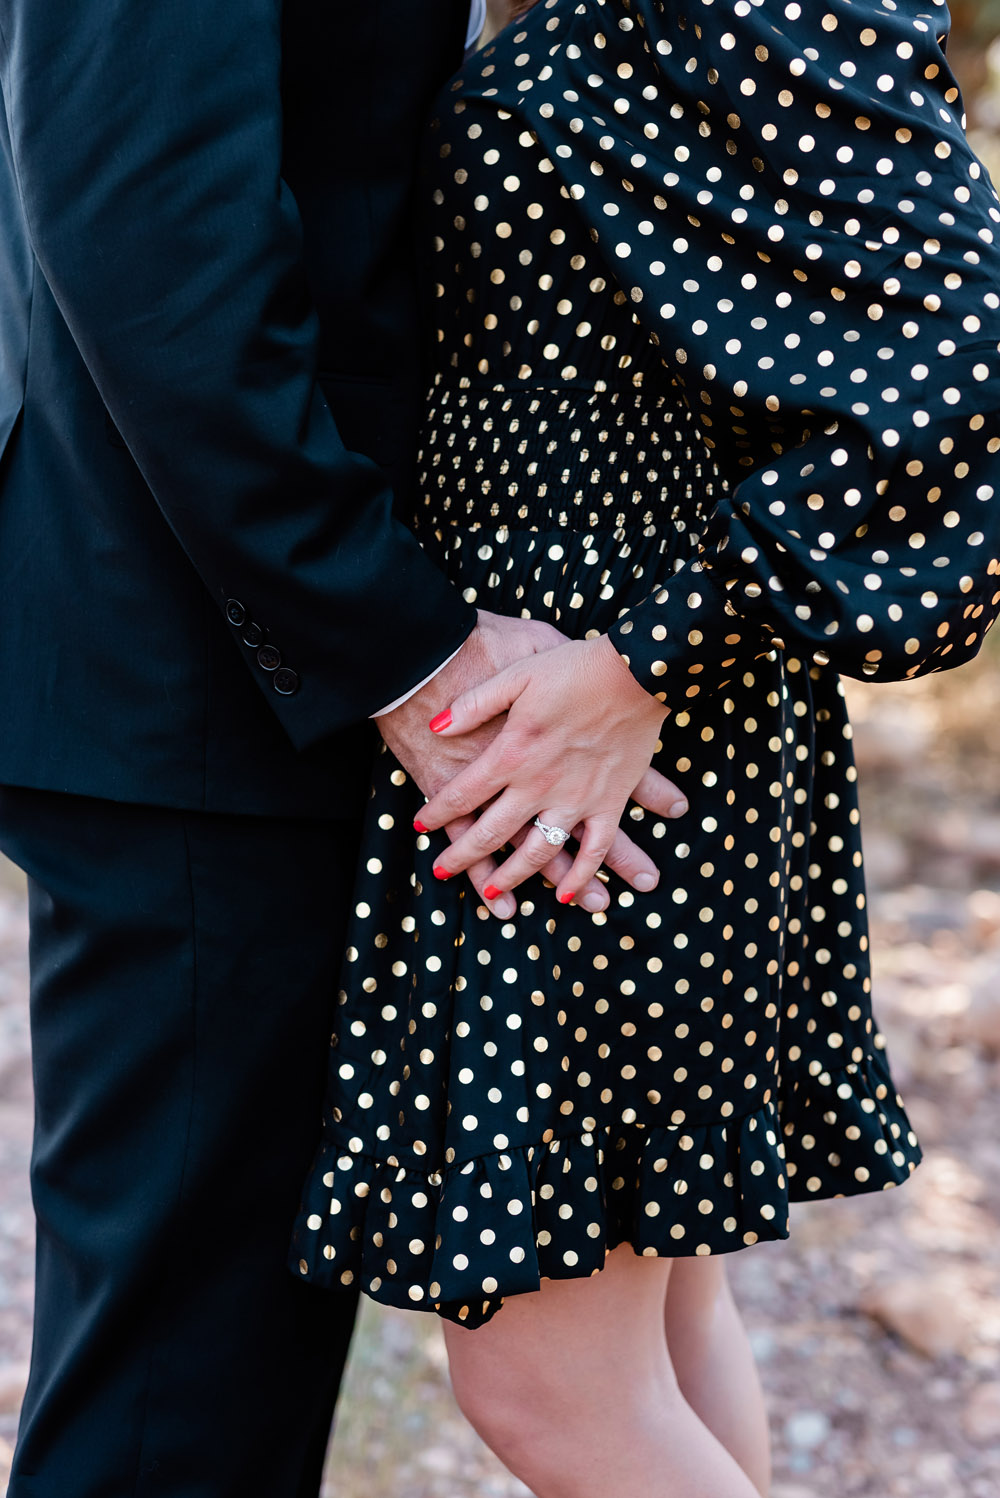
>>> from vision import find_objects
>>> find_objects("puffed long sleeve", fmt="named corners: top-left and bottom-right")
top-left (526, 0), bottom-right (1000, 707)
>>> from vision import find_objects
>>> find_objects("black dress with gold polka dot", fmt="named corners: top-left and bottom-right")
top-left (292, 0), bottom-right (1000, 1327)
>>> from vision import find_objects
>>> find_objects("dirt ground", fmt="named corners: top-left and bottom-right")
top-left (1, 641), bottom-right (999, 1497)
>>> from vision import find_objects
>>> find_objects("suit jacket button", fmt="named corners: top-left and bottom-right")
top-left (226, 599), bottom-right (246, 627)
top-left (257, 644), bottom-right (282, 671)
top-left (273, 667), bottom-right (300, 696)
top-left (242, 622), bottom-right (264, 648)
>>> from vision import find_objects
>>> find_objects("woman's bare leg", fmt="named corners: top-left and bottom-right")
top-left (443, 1245), bottom-right (763, 1498)
top-left (664, 1259), bottom-right (771, 1496)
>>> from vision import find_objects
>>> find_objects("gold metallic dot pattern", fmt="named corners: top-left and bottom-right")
top-left (284, 0), bottom-right (998, 1326)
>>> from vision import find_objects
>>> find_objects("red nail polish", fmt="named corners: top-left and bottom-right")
top-left (433, 865), bottom-right (452, 881)
top-left (413, 819), bottom-right (428, 833)
top-left (560, 892), bottom-right (575, 904)
top-left (429, 709), bottom-right (452, 733)
top-left (484, 884), bottom-right (501, 900)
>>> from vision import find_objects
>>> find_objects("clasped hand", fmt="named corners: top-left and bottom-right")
top-left (377, 611), bottom-right (687, 918)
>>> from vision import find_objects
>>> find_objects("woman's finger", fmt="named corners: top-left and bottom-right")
top-left (505, 824), bottom-right (610, 914)
top-left (441, 813), bottom-right (518, 919)
top-left (417, 737), bottom-right (514, 832)
top-left (480, 812), bottom-right (584, 900)
top-left (428, 660), bottom-right (530, 738)
top-left (557, 816), bottom-right (620, 902)
top-left (430, 814), bottom-right (610, 914)
top-left (631, 765), bottom-right (688, 820)
top-left (430, 789), bottom-right (539, 878)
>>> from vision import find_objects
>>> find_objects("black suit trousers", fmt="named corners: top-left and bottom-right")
top-left (0, 786), bottom-right (362, 1497)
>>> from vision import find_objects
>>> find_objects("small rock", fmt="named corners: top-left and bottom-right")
top-left (0, 1362), bottom-right (27, 1416)
top-left (968, 888), bottom-right (1000, 945)
top-left (417, 1445), bottom-right (457, 1474)
top-left (748, 1328), bottom-right (776, 1363)
top-left (961, 1381), bottom-right (1000, 1444)
top-left (783, 1409), bottom-right (831, 1451)
top-left (915, 1451), bottom-right (957, 1483)
top-left (859, 829), bottom-right (909, 889)
top-left (859, 1276), bottom-right (976, 1359)
top-left (963, 815), bottom-right (1000, 875)
top-left (961, 973), bottom-right (1000, 1056)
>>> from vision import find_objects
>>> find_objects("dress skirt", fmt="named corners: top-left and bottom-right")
top-left (291, 381), bottom-right (921, 1328)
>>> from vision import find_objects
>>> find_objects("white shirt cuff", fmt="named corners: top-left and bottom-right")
top-left (465, 0), bottom-right (487, 51)
top-left (371, 644), bottom-right (466, 718)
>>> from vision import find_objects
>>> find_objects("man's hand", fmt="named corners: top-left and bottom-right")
top-left (377, 612), bottom-right (687, 917)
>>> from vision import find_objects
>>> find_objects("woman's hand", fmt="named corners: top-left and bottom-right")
top-left (417, 634), bottom-right (681, 902)
top-left (379, 612), bottom-right (685, 917)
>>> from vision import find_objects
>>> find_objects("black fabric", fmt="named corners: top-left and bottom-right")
top-left (0, 0), bottom-right (476, 815)
top-left (287, 0), bottom-right (987, 1327)
top-left (0, 787), bottom-right (362, 1497)
top-left (420, 0), bottom-right (1000, 710)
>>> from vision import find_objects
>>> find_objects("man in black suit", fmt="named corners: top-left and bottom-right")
top-left (0, 2), bottom-right (495, 1492)
top-left (0, 1), bottom-right (669, 1491)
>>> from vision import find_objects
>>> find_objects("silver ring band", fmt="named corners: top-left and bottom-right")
top-left (534, 818), bottom-right (571, 847)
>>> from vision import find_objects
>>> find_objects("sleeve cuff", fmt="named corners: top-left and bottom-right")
top-left (370, 642), bottom-right (468, 717)
top-left (607, 563), bottom-right (772, 709)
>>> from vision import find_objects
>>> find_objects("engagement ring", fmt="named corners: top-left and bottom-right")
top-left (534, 818), bottom-right (571, 847)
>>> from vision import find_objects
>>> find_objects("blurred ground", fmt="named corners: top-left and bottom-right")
top-left (1, 638), bottom-right (999, 1497)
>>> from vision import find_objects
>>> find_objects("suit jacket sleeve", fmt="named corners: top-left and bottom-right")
top-left (0, 0), bottom-right (476, 748)
top-left (528, 0), bottom-right (1000, 712)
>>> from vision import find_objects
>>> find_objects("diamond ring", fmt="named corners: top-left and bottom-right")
top-left (534, 818), bottom-right (571, 847)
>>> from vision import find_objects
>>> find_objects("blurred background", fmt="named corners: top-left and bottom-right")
top-left (3, 13), bottom-right (1000, 1498)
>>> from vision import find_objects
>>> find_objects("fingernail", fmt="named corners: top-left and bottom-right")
top-left (669, 800), bottom-right (689, 819)
top-left (413, 819), bottom-right (428, 833)
top-left (483, 884), bottom-right (502, 900)
top-left (433, 865), bottom-right (452, 881)
top-left (559, 892), bottom-right (575, 905)
top-left (496, 896), bottom-right (517, 919)
top-left (580, 891), bottom-right (606, 913)
top-left (429, 709), bottom-right (452, 733)
top-left (634, 872), bottom-right (657, 892)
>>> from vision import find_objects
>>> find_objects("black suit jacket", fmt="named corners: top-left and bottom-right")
top-left (0, 0), bottom-right (476, 816)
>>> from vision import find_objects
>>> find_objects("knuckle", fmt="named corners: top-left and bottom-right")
top-left (496, 738), bottom-right (529, 776)
top-left (510, 716), bottom-right (544, 748)
top-left (533, 622), bottom-right (565, 648)
top-left (440, 781), bottom-right (472, 816)
top-left (469, 821), bottom-right (502, 855)
top-left (533, 767), bottom-right (561, 800)
top-left (582, 832), bottom-right (614, 861)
